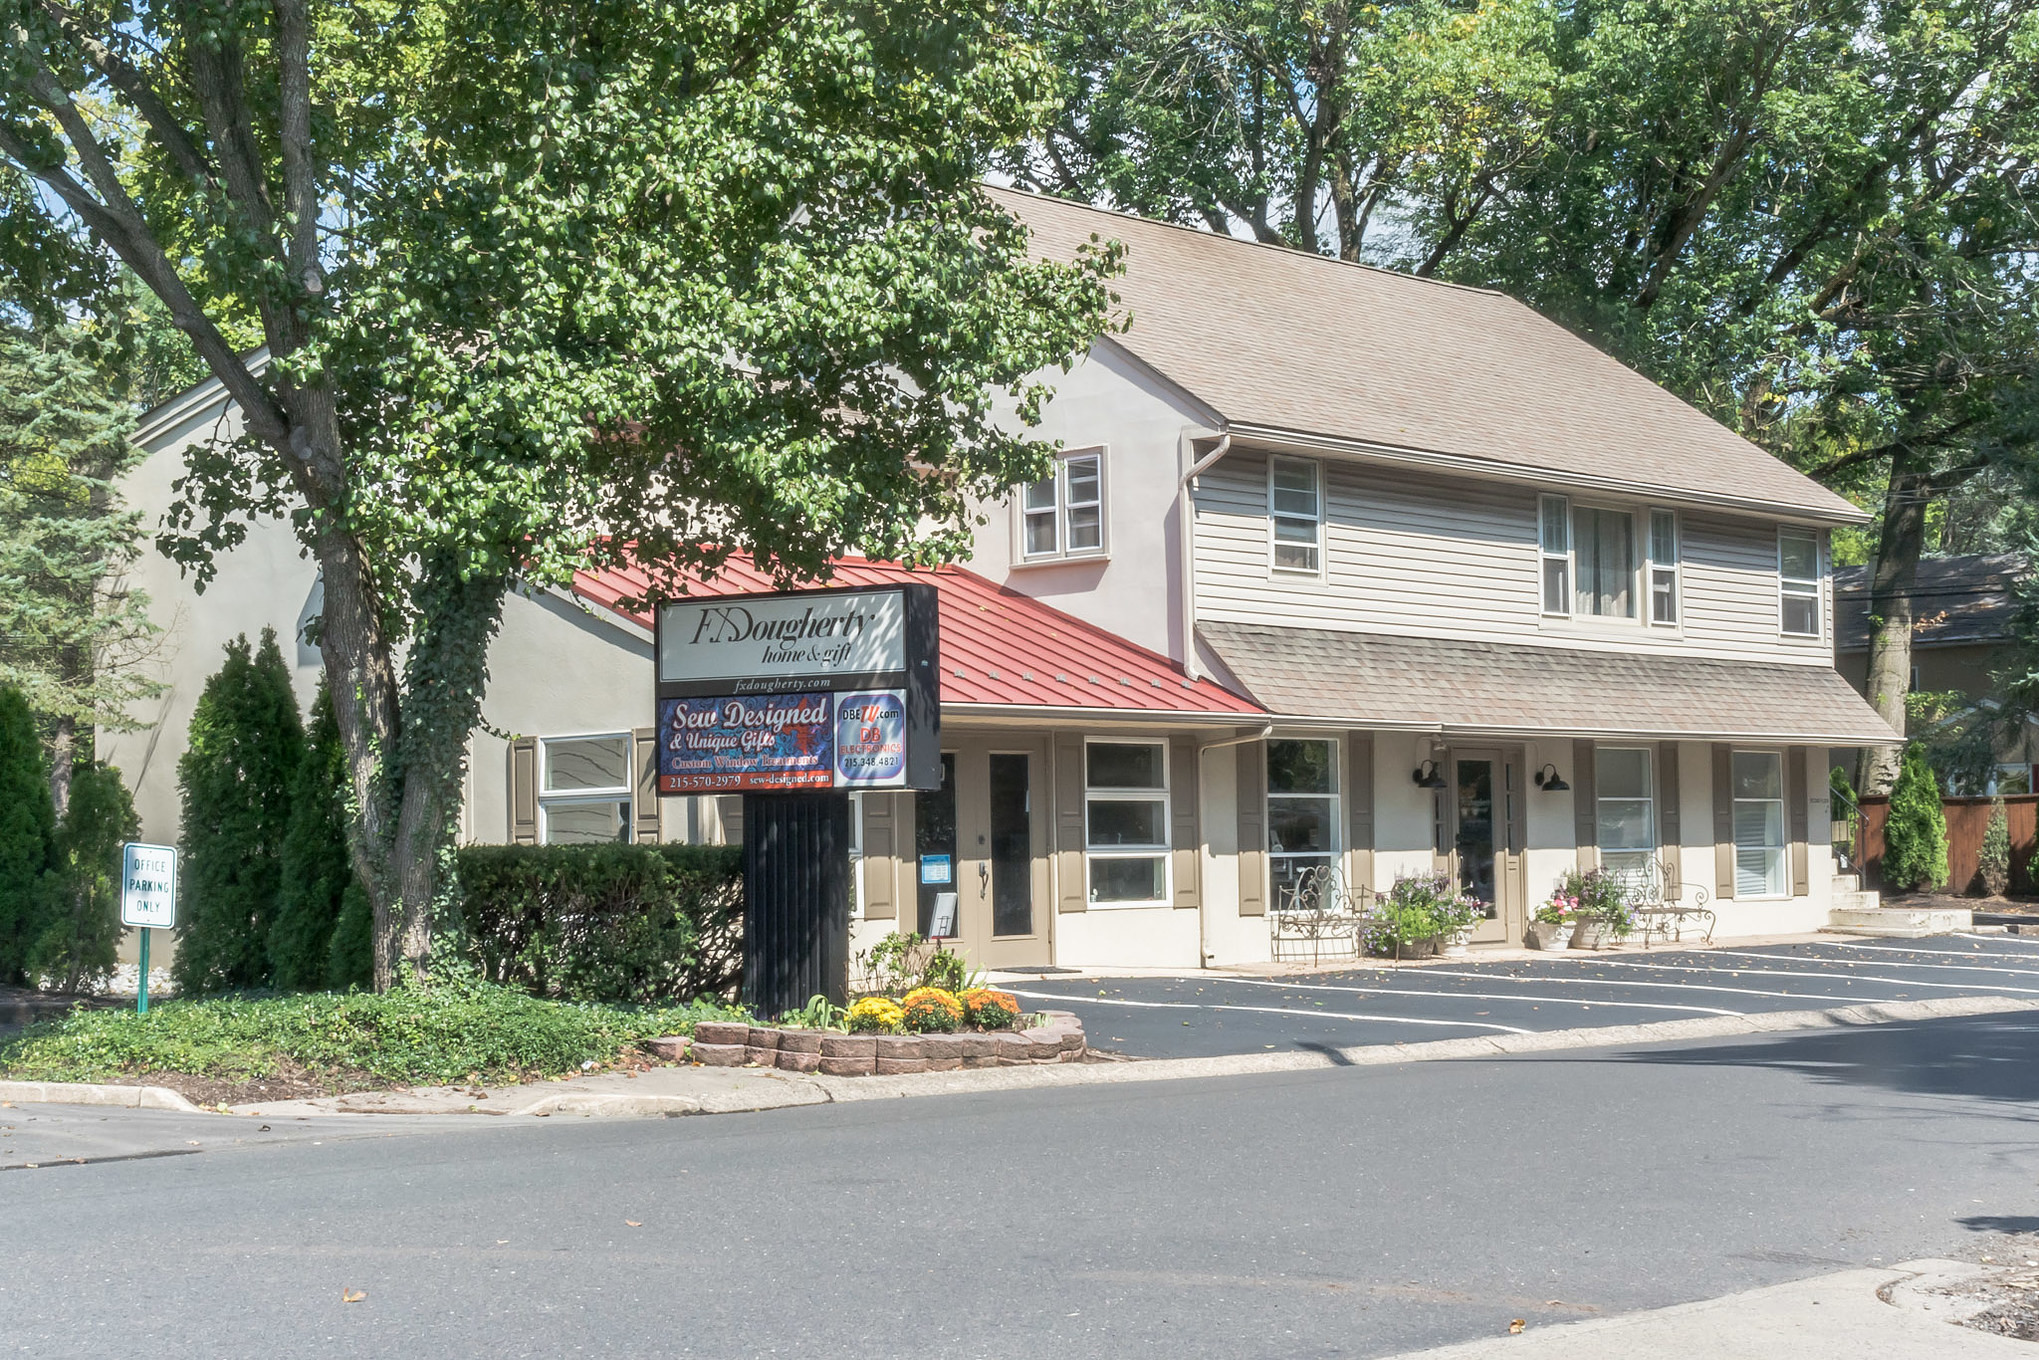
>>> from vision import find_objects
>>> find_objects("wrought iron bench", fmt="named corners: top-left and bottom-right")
top-left (1621, 856), bottom-right (1716, 946)
top-left (1269, 866), bottom-right (1372, 964)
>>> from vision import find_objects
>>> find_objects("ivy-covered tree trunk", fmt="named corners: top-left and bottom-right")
top-left (1861, 453), bottom-right (1932, 794)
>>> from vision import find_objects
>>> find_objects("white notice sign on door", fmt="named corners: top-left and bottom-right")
top-left (120, 843), bottom-right (178, 929)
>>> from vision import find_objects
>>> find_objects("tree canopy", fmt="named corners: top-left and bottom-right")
top-left (1, 0), bottom-right (1120, 984)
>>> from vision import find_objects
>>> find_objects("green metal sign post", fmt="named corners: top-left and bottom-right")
top-left (120, 843), bottom-right (177, 1016)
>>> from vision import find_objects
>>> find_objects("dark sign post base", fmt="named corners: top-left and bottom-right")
top-left (742, 791), bottom-right (852, 1018)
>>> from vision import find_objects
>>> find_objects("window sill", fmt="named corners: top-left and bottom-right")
top-left (1083, 900), bottom-right (1173, 911)
top-left (1011, 552), bottom-right (1110, 571)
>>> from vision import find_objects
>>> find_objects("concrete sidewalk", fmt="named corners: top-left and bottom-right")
top-left (1383, 1261), bottom-right (2029, 1358)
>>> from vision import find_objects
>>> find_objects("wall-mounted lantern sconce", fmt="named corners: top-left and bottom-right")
top-left (1412, 759), bottom-right (1447, 789)
top-left (1533, 763), bottom-right (1570, 792)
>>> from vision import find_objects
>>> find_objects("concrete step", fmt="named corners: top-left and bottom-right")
top-left (1831, 888), bottom-right (1881, 913)
top-left (1832, 873), bottom-right (1861, 894)
top-left (1823, 905), bottom-right (1971, 939)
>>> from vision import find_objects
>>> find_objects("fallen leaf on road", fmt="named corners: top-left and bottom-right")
top-left (343, 1290), bottom-right (366, 1303)
top-left (1508, 1319), bottom-right (1525, 1334)
top-left (626, 1220), bottom-right (642, 1227)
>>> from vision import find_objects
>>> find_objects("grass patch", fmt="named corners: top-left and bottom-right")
top-left (0, 975), bottom-right (745, 1088)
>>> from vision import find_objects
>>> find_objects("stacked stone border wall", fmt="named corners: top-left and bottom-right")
top-left (651, 1012), bottom-right (1085, 1076)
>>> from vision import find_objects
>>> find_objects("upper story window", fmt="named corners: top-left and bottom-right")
top-left (1269, 456), bottom-right (1323, 574)
top-left (1539, 495), bottom-right (1571, 614)
top-left (1084, 740), bottom-right (1170, 905)
top-left (1573, 505), bottom-right (1636, 618)
top-left (1019, 450), bottom-right (1105, 562)
top-left (541, 734), bottom-right (632, 844)
top-left (1778, 529), bottom-right (1821, 637)
top-left (1648, 510), bottom-right (1679, 626)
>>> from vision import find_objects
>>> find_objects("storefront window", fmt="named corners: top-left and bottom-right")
top-left (1596, 746), bottom-right (1655, 878)
top-left (1085, 740), bottom-right (1169, 904)
top-left (540, 734), bottom-right (631, 844)
top-left (1268, 738), bottom-right (1339, 907)
top-left (1732, 751), bottom-right (1788, 897)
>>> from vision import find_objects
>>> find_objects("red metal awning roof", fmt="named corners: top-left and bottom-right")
top-left (573, 556), bottom-right (1265, 719)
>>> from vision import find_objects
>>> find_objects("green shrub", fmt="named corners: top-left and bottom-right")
top-left (1883, 743), bottom-right (1949, 892)
top-left (327, 880), bottom-right (374, 990)
top-left (270, 685), bottom-right (362, 989)
top-left (0, 972), bottom-right (741, 1087)
top-left (30, 762), bottom-right (139, 992)
top-left (456, 843), bottom-right (743, 1004)
top-left (0, 687), bottom-right (55, 983)
top-left (1979, 796), bottom-right (2012, 897)
top-left (174, 631), bottom-right (305, 993)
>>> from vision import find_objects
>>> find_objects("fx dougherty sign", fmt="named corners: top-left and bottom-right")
top-left (654, 583), bottom-right (940, 793)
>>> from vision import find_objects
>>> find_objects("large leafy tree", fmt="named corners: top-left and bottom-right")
top-left (1004, 0), bottom-right (1554, 259)
top-left (0, 326), bottom-right (161, 813)
top-left (0, 1), bottom-right (1118, 987)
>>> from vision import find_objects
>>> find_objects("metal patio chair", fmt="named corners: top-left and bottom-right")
top-left (1623, 857), bottom-right (1717, 946)
top-left (1270, 865), bottom-right (1367, 964)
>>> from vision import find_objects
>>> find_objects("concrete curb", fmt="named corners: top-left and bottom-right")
top-left (8, 994), bottom-right (2036, 1118)
top-left (0, 1079), bottom-right (201, 1113)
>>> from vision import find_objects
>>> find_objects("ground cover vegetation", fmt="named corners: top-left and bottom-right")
top-left (0, 0), bottom-right (1121, 992)
top-left (1008, 0), bottom-right (2039, 791)
top-left (0, 969), bottom-right (744, 1091)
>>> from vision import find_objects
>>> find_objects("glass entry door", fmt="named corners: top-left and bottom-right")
top-left (910, 736), bottom-right (1052, 970)
top-left (1452, 749), bottom-right (1526, 945)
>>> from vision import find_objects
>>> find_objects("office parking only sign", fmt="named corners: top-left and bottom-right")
top-left (120, 843), bottom-right (178, 929)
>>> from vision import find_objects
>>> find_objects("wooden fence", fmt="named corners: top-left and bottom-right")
top-left (1857, 794), bottom-right (2039, 896)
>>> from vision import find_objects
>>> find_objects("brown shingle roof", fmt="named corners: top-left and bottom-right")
top-left (991, 187), bottom-right (1862, 523)
top-left (1200, 622), bottom-right (1898, 743)
top-left (1833, 552), bottom-right (2026, 652)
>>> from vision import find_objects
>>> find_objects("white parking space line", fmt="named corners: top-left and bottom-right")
top-left (1001, 989), bottom-right (1534, 1035)
top-left (1953, 933), bottom-right (2039, 950)
top-left (1795, 942), bottom-right (2039, 977)
top-left (1590, 954), bottom-right (2039, 995)
top-left (1355, 967), bottom-right (1873, 1007)
top-left (1206, 975), bottom-right (1744, 1017)
top-left (1828, 938), bottom-right (2039, 967)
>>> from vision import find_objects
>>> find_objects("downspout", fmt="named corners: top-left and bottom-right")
top-left (1197, 721), bottom-right (1273, 969)
top-left (1177, 426), bottom-right (1231, 683)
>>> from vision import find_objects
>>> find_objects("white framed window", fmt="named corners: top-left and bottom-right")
top-left (1648, 510), bottom-right (1679, 626)
top-left (1596, 747), bottom-right (1655, 878)
top-left (1084, 739), bottom-right (1170, 905)
top-left (1573, 504), bottom-right (1636, 618)
top-left (1779, 529), bottom-right (1821, 636)
top-left (1269, 456), bottom-right (1323, 574)
top-left (1732, 750), bottom-right (1788, 897)
top-left (1268, 737), bottom-right (1340, 906)
top-left (1539, 494), bottom-right (1571, 615)
top-left (540, 733), bottom-right (632, 844)
top-left (847, 791), bottom-right (865, 918)
top-left (1019, 450), bottom-right (1105, 561)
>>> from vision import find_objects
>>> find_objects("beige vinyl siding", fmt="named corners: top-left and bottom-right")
top-left (1192, 448), bottom-right (1833, 665)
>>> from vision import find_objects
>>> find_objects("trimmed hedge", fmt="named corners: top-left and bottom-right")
top-left (457, 843), bottom-right (743, 1004)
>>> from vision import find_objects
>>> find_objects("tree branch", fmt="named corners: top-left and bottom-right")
top-left (33, 0), bottom-right (216, 187)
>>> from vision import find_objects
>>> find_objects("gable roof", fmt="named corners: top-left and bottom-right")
top-left (988, 186), bottom-right (1862, 524)
top-left (573, 556), bottom-right (1265, 719)
top-left (1833, 552), bottom-right (2027, 652)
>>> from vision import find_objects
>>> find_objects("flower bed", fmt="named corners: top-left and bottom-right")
top-left (654, 1010), bottom-right (1086, 1076)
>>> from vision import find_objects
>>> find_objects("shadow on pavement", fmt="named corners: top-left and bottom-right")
top-left (1599, 1013), bottom-right (2039, 1107)
top-left (1960, 1216), bottom-right (2039, 1235)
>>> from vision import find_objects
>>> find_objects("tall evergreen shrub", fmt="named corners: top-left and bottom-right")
top-left (270, 685), bottom-right (361, 989)
top-left (1979, 796), bottom-right (2012, 898)
top-left (173, 631), bottom-right (305, 993)
top-left (32, 762), bottom-right (140, 992)
top-left (1883, 743), bottom-right (1949, 892)
top-left (0, 686), bottom-right (55, 982)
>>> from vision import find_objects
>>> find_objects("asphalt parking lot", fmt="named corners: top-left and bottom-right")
top-left (997, 934), bottom-right (2039, 1059)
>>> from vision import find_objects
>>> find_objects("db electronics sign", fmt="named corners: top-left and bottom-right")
top-left (653, 584), bottom-right (940, 794)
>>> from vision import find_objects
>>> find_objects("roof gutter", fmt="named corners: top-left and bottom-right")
top-left (1225, 422), bottom-right (1870, 527)
top-left (1178, 425), bottom-right (1231, 681)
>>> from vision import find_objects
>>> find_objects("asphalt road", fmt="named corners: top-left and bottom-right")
top-left (1001, 935), bottom-right (2039, 1058)
top-left (7, 1011), bottom-right (2039, 1358)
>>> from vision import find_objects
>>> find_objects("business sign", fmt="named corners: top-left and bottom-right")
top-left (654, 583), bottom-right (940, 793)
top-left (120, 843), bottom-right (178, 929)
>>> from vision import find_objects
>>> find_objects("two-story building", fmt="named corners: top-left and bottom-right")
top-left (109, 188), bottom-right (1896, 972)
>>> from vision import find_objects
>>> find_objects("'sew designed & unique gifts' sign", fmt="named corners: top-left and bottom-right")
top-left (653, 583), bottom-right (939, 793)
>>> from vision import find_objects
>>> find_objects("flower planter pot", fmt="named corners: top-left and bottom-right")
top-left (1571, 919), bottom-right (1614, 950)
top-left (1528, 921), bottom-right (1572, 952)
top-left (1437, 930), bottom-right (1472, 959)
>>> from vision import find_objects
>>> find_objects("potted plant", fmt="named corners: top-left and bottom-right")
top-left (1529, 890), bottom-right (1577, 951)
top-left (1564, 868), bottom-right (1635, 949)
top-left (1369, 872), bottom-right (1480, 959)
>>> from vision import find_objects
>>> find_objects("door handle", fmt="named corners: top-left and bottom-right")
top-left (979, 861), bottom-right (990, 898)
